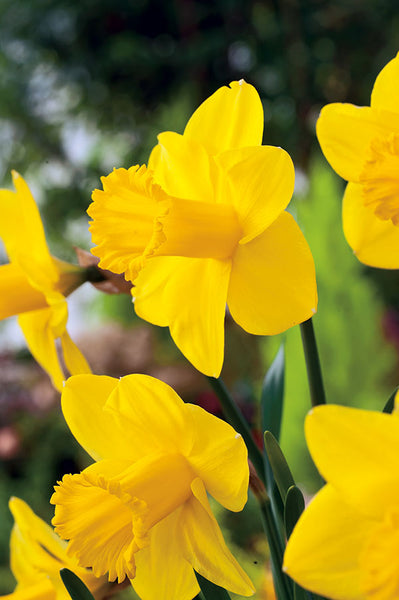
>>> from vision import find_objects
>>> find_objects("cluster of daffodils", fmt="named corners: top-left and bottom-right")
top-left (1, 52), bottom-right (399, 600)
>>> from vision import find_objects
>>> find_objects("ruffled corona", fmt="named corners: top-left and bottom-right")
top-left (51, 373), bottom-right (255, 600)
top-left (0, 172), bottom-right (90, 390)
top-left (89, 81), bottom-right (317, 376)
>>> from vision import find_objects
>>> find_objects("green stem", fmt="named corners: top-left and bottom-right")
top-left (299, 318), bottom-right (326, 407)
top-left (259, 497), bottom-right (293, 600)
top-left (207, 377), bottom-right (265, 484)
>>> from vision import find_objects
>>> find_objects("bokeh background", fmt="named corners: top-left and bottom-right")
top-left (1, 0), bottom-right (399, 594)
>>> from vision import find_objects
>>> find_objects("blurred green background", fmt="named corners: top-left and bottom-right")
top-left (1, 0), bottom-right (399, 594)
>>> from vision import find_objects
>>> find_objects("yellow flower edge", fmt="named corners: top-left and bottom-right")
top-left (0, 172), bottom-right (91, 391)
top-left (284, 401), bottom-right (399, 599)
top-left (316, 52), bottom-right (399, 268)
top-left (3, 497), bottom-right (109, 600)
top-left (51, 373), bottom-right (255, 600)
top-left (88, 81), bottom-right (317, 376)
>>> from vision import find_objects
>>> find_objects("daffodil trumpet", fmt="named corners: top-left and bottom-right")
top-left (0, 171), bottom-right (91, 391)
top-left (88, 80), bottom-right (317, 377)
top-left (51, 373), bottom-right (255, 600)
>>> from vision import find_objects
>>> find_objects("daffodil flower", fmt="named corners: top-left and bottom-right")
top-left (88, 80), bottom-right (317, 376)
top-left (317, 52), bottom-right (399, 267)
top-left (2, 497), bottom-right (109, 600)
top-left (284, 401), bottom-right (399, 599)
top-left (51, 373), bottom-right (255, 600)
top-left (0, 171), bottom-right (90, 391)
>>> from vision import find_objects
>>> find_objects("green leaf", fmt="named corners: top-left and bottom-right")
top-left (383, 386), bottom-right (398, 414)
top-left (60, 569), bottom-right (96, 600)
top-left (261, 344), bottom-right (285, 441)
top-left (264, 431), bottom-right (295, 503)
top-left (293, 583), bottom-right (308, 600)
top-left (195, 572), bottom-right (231, 600)
top-left (284, 485), bottom-right (305, 539)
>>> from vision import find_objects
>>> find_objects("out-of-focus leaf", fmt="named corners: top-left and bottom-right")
top-left (264, 431), bottom-right (295, 503)
top-left (284, 485), bottom-right (305, 538)
top-left (261, 345), bottom-right (285, 441)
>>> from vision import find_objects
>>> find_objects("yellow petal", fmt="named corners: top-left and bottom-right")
top-left (0, 173), bottom-right (56, 279)
top-left (0, 263), bottom-right (48, 319)
top-left (18, 308), bottom-right (67, 392)
top-left (283, 484), bottom-right (370, 600)
top-left (9, 497), bottom-right (68, 585)
top-left (371, 52), bottom-right (399, 113)
top-left (316, 103), bottom-right (399, 181)
top-left (343, 182), bottom-right (399, 268)
top-left (132, 510), bottom-right (200, 600)
top-left (105, 374), bottom-right (193, 457)
top-left (217, 146), bottom-right (295, 243)
top-left (135, 256), bottom-right (231, 377)
top-left (184, 81), bottom-right (263, 155)
top-left (305, 405), bottom-right (399, 519)
top-left (51, 462), bottom-right (136, 584)
top-left (186, 404), bottom-right (249, 511)
top-left (228, 212), bottom-right (317, 335)
top-left (179, 478), bottom-right (254, 596)
top-left (61, 374), bottom-right (127, 461)
top-left (60, 331), bottom-right (91, 376)
top-left (149, 132), bottom-right (214, 202)
top-left (1, 580), bottom-right (55, 600)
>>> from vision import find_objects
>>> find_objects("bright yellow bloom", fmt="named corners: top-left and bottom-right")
top-left (51, 373), bottom-right (255, 600)
top-left (0, 171), bottom-right (90, 391)
top-left (88, 81), bottom-right (317, 376)
top-left (316, 52), bottom-right (399, 268)
top-left (2, 497), bottom-right (109, 600)
top-left (283, 401), bottom-right (399, 599)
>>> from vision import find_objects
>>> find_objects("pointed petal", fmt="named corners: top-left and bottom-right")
top-left (9, 497), bottom-right (68, 584)
top-left (0, 263), bottom-right (48, 319)
top-left (149, 132), bottom-right (214, 202)
top-left (61, 374), bottom-right (128, 461)
top-left (228, 212), bottom-right (317, 335)
top-left (342, 182), bottom-right (399, 268)
top-left (1, 580), bottom-right (55, 600)
top-left (186, 404), bottom-right (249, 511)
top-left (184, 81), bottom-right (263, 155)
top-left (316, 104), bottom-right (399, 181)
top-left (18, 308), bottom-right (67, 392)
top-left (371, 52), bottom-right (399, 112)
top-left (135, 257), bottom-right (231, 377)
top-left (306, 404), bottom-right (399, 519)
top-left (283, 484), bottom-right (370, 600)
top-left (132, 510), bottom-right (199, 600)
top-left (60, 331), bottom-right (91, 376)
top-left (217, 146), bottom-right (295, 242)
top-left (51, 463), bottom-right (136, 584)
top-left (179, 479), bottom-right (255, 596)
top-left (0, 173), bottom-right (56, 278)
top-left (105, 374), bottom-right (193, 457)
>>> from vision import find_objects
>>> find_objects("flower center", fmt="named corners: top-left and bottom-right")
top-left (89, 165), bottom-right (242, 283)
top-left (359, 508), bottom-right (399, 599)
top-left (359, 134), bottom-right (399, 225)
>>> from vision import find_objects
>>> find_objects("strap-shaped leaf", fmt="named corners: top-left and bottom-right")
top-left (284, 485), bottom-right (305, 539)
top-left (383, 386), bottom-right (398, 413)
top-left (261, 344), bottom-right (285, 441)
top-left (195, 572), bottom-right (231, 600)
top-left (264, 431), bottom-right (295, 503)
top-left (60, 569), bottom-right (96, 600)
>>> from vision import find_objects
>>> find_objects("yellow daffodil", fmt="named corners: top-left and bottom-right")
top-left (283, 401), bottom-right (399, 599)
top-left (88, 81), bottom-right (317, 376)
top-left (0, 171), bottom-right (90, 391)
top-left (2, 497), bottom-right (109, 600)
top-left (317, 52), bottom-right (399, 267)
top-left (51, 373), bottom-right (255, 600)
